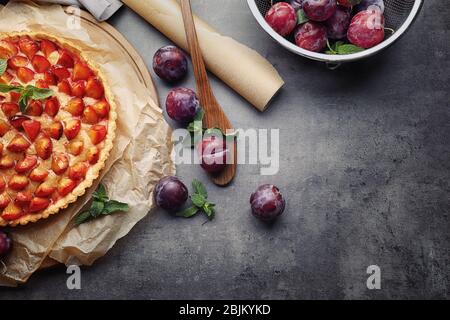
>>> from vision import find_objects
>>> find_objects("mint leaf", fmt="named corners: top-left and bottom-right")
top-left (90, 201), bottom-right (105, 217)
top-left (192, 179), bottom-right (208, 198)
top-left (334, 41), bottom-right (344, 49)
top-left (75, 211), bottom-right (92, 225)
top-left (30, 87), bottom-right (53, 100)
top-left (191, 193), bottom-right (206, 207)
top-left (336, 44), bottom-right (364, 55)
top-left (187, 109), bottom-right (204, 133)
top-left (296, 9), bottom-right (309, 25)
top-left (194, 108), bottom-right (204, 122)
top-left (0, 84), bottom-right (54, 113)
top-left (0, 83), bottom-right (22, 93)
top-left (203, 203), bottom-right (215, 220)
top-left (102, 200), bottom-right (129, 215)
top-left (186, 109), bottom-right (205, 148)
top-left (0, 59), bottom-right (7, 76)
top-left (326, 40), bottom-right (345, 55)
top-left (93, 184), bottom-right (108, 202)
top-left (325, 41), bottom-right (364, 55)
top-left (75, 183), bottom-right (129, 225)
top-left (18, 91), bottom-right (31, 113)
top-left (187, 120), bottom-right (203, 133)
top-left (177, 179), bottom-right (216, 221)
top-left (176, 206), bottom-right (199, 218)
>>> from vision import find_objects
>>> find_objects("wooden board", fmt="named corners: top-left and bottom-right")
top-left (37, 8), bottom-right (159, 271)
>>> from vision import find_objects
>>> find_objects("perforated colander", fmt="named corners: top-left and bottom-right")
top-left (247, 0), bottom-right (423, 63)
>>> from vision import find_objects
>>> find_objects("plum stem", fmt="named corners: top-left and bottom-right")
top-left (384, 27), bottom-right (396, 35)
top-left (326, 40), bottom-right (337, 54)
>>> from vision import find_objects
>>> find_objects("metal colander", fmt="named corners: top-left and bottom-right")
top-left (247, 0), bottom-right (424, 63)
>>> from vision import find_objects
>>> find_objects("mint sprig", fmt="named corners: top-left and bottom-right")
top-left (185, 109), bottom-right (205, 148)
top-left (0, 83), bottom-right (22, 93)
top-left (183, 109), bottom-right (237, 149)
top-left (187, 108), bottom-right (205, 133)
top-left (326, 40), bottom-right (364, 55)
top-left (0, 83), bottom-right (54, 113)
top-left (296, 9), bottom-right (309, 25)
top-left (75, 184), bottom-right (130, 225)
top-left (176, 179), bottom-right (216, 220)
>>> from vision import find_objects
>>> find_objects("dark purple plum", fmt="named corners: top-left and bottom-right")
top-left (303, 0), bottom-right (337, 22)
top-left (355, 0), bottom-right (385, 14)
top-left (197, 135), bottom-right (229, 173)
top-left (154, 176), bottom-right (189, 211)
top-left (289, 0), bottom-right (304, 11)
top-left (153, 45), bottom-right (188, 83)
top-left (165, 87), bottom-right (200, 124)
top-left (250, 185), bottom-right (285, 221)
top-left (294, 21), bottom-right (328, 52)
top-left (325, 6), bottom-right (352, 39)
top-left (337, 0), bottom-right (362, 7)
top-left (0, 231), bottom-right (11, 258)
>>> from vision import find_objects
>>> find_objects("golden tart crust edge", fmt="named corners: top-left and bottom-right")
top-left (0, 32), bottom-right (117, 227)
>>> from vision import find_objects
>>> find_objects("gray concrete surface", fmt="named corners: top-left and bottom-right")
top-left (0, 0), bottom-right (449, 299)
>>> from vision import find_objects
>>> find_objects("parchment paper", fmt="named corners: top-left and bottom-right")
top-left (122, 0), bottom-right (284, 112)
top-left (0, 1), bottom-right (174, 286)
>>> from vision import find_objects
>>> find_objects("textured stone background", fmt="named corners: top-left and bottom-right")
top-left (1, 0), bottom-right (449, 299)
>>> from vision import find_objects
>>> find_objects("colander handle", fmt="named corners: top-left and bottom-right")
top-left (326, 62), bottom-right (341, 70)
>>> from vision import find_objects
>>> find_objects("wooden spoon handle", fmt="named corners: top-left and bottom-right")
top-left (180, 0), bottom-right (236, 186)
top-left (180, 0), bottom-right (215, 111)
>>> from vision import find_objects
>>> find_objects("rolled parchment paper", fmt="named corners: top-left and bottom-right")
top-left (122, 0), bottom-right (284, 112)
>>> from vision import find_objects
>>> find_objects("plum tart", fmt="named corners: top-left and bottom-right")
top-left (0, 33), bottom-right (117, 226)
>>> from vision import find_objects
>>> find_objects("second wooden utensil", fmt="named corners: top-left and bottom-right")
top-left (180, 0), bottom-right (236, 186)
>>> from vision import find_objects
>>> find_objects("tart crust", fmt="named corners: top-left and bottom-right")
top-left (0, 32), bottom-right (117, 227)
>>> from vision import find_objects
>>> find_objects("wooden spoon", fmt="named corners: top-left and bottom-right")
top-left (180, 0), bottom-right (237, 186)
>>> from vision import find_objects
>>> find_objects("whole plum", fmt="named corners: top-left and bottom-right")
top-left (265, 2), bottom-right (298, 36)
top-left (197, 135), bottom-right (229, 173)
top-left (325, 6), bottom-right (352, 40)
top-left (250, 185), bottom-right (286, 221)
top-left (153, 46), bottom-right (188, 83)
top-left (154, 176), bottom-right (189, 211)
top-left (303, 0), bottom-right (337, 22)
top-left (294, 21), bottom-right (328, 52)
top-left (166, 87), bottom-right (200, 124)
top-left (347, 9), bottom-right (385, 48)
